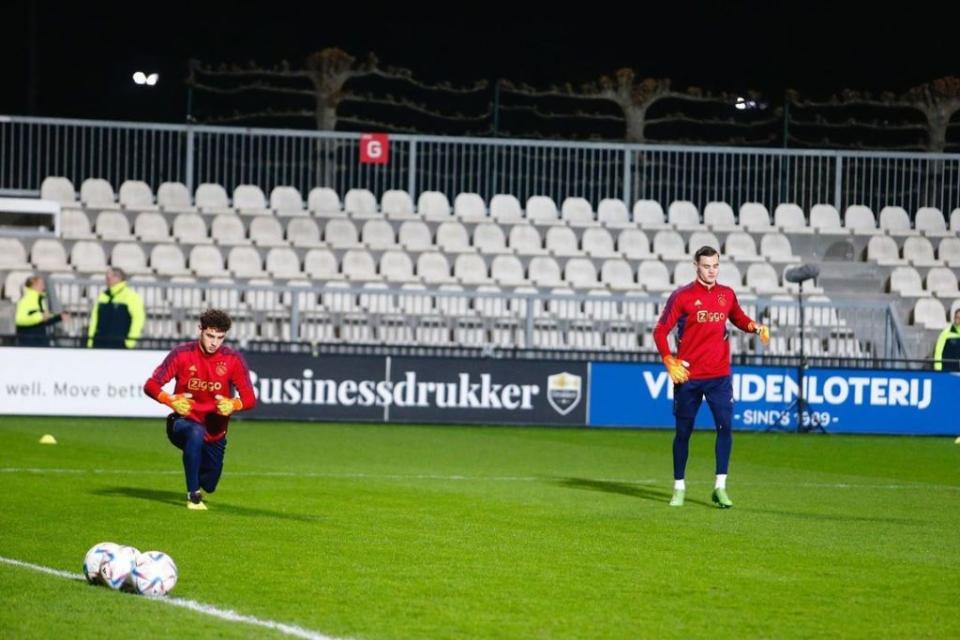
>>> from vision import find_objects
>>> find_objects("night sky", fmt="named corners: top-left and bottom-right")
top-left (3, 2), bottom-right (957, 126)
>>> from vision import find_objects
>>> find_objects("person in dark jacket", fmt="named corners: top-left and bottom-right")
top-left (15, 275), bottom-right (69, 346)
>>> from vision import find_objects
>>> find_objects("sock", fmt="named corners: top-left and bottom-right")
top-left (715, 474), bottom-right (727, 490)
top-left (674, 479), bottom-right (686, 491)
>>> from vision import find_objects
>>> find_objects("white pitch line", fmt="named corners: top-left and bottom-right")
top-left (0, 555), bottom-right (351, 640)
top-left (0, 467), bottom-right (957, 491)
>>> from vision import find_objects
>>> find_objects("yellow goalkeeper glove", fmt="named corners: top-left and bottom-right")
top-left (663, 355), bottom-right (690, 384)
top-left (748, 321), bottom-right (770, 346)
top-left (159, 392), bottom-right (194, 416)
top-left (214, 395), bottom-right (243, 416)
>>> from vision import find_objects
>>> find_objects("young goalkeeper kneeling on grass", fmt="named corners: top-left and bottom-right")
top-left (652, 247), bottom-right (770, 508)
top-left (143, 309), bottom-right (256, 510)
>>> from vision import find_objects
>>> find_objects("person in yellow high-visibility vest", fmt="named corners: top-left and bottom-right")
top-left (15, 275), bottom-right (69, 346)
top-left (933, 308), bottom-right (960, 372)
top-left (87, 268), bottom-right (145, 349)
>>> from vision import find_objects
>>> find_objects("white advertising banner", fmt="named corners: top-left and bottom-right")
top-left (0, 347), bottom-right (174, 417)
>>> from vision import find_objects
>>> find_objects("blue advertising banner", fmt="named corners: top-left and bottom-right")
top-left (589, 363), bottom-right (960, 435)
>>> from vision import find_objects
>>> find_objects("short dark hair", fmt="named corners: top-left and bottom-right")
top-left (199, 308), bottom-right (232, 332)
top-left (25, 275), bottom-right (41, 288)
top-left (109, 267), bottom-right (127, 281)
top-left (694, 246), bottom-right (720, 262)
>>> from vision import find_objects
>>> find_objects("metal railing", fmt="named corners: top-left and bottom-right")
top-left (45, 277), bottom-right (908, 361)
top-left (3, 115), bottom-right (960, 215)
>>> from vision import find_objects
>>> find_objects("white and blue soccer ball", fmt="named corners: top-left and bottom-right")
top-left (82, 542), bottom-right (119, 584)
top-left (98, 545), bottom-right (139, 590)
top-left (131, 551), bottom-right (178, 596)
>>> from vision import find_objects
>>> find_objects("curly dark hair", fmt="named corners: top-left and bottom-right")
top-left (199, 308), bottom-right (232, 332)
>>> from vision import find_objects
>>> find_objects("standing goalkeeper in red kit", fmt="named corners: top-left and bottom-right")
top-left (144, 309), bottom-right (256, 510)
top-left (653, 247), bottom-right (769, 509)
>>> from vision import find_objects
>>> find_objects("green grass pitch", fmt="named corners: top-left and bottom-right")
top-left (0, 416), bottom-right (958, 639)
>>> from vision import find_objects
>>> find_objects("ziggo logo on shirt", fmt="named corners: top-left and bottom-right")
top-left (696, 311), bottom-right (726, 323)
top-left (187, 378), bottom-right (224, 392)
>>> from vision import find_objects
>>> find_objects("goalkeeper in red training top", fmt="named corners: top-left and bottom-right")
top-left (144, 309), bottom-right (257, 510)
top-left (652, 246), bottom-right (770, 509)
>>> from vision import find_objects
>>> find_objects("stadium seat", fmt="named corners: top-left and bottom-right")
top-left (454, 193), bottom-right (487, 220)
top-left (381, 189), bottom-right (416, 218)
top-left (436, 221), bottom-right (472, 253)
top-left (490, 194), bottom-right (524, 222)
top-left (233, 185), bottom-right (270, 216)
top-left (653, 230), bottom-right (687, 259)
top-left (738, 203), bottom-right (772, 230)
top-left (322, 281), bottom-right (360, 314)
top-left (902, 236), bottom-right (939, 267)
top-left (509, 225), bottom-right (545, 255)
top-left (888, 266), bottom-right (926, 297)
top-left (286, 217), bottom-right (322, 248)
top-left (379, 250), bottom-right (417, 283)
top-left (545, 227), bottom-right (579, 256)
top-left (473, 223), bottom-right (508, 253)
top-left (195, 183), bottom-right (231, 212)
top-left (30, 239), bottom-right (69, 271)
top-left (951, 208), bottom-right (960, 232)
top-left (361, 219), bottom-right (396, 249)
top-left (166, 276), bottom-right (203, 311)
top-left (94, 211), bottom-right (133, 240)
top-left (436, 284), bottom-right (469, 316)
top-left (717, 263), bottom-right (743, 290)
top-left (266, 186), bottom-right (303, 216)
top-left (206, 277), bottom-right (243, 311)
top-left (915, 207), bottom-right (950, 236)
top-left (474, 285), bottom-right (510, 319)
top-left (80, 178), bottom-right (119, 209)
top-left (687, 230), bottom-right (720, 256)
top-left (673, 261), bottom-right (696, 285)
top-left (878, 206), bottom-right (916, 237)
top-left (703, 202), bottom-right (738, 231)
top-left (638, 260), bottom-right (671, 292)
top-left (453, 254), bottom-right (490, 285)
top-left (172, 213), bottom-right (211, 244)
top-left (581, 227), bottom-right (617, 258)
top-left (526, 196), bottom-right (560, 223)
top-left (809, 204), bottom-right (844, 232)
top-left (3, 270), bottom-right (33, 301)
top-left (188, 245), bottom-right (227, 277)
top-left (60, 210), bottom-right (95, 239)
top-left (398, 220), bottom-right (432, 251)
top-left (132, 212), bottom-right (169, 242)
top-left (490, 255), bottom-right (526, 286)
top-left (150, 244), bottom-right (190, 276)
top-left (0, 238), bottom-right (30, 270)
top-left (418, 191), bottom-right (452, 219)
top-left (528, 256), bottom-right (563, 287)
top-left (597, 199), bottom-right (630, 226)
top-left (865, 235), bottom-right (906, 265)
top-left (307, 187), bottom-right (343, 215)
top-left (561, 197), bottom-right (595, 225)
top-left (600, 259), bottom-right (637, 291)
top-left (925, 267), bottom-right (959, 297)
top-left (667, 201), bottom-right (700, 228)
top-left (621, 290), bottom-right (658, 321)
top-left (246, 278), bottom-right (282, 314)
top-left (583, 289), bottom-right (618, 320)
top-left (938, 237), bottom-right (960, 265)
top-left (345, 188), bottom-right (378, 216)
top-left (211, 214), bottom-right (250, 246)
top-left (618, 228), bottom-right (651, 259)
top-left (265, 248), bottom-right (302, 279)
top-left (110, 243), bottom-right (151, 275)
top-left (564, 258), bottom-right (598, 288)
top-left (323, 219), bottom-right (360, 248)
top-left (157, 182), bottom-right (193, 211)
top-left (843, 205), bottom-right (879, 234)
top-left (395, 283), bottom-right (431, 316)
top-left (724, 232), bottom-right (762, 262)
top-left (40, 177), bottom-right (77, 206)
top-left (746, 263), bottom-right (783, 294)
top-left (341, 249), bottom-right (379, 281)
top-left (227, 246), bottom-right (266, 278)
top-left (546, 287), bottom-right (579, 319)
top-left (118, 180), bottom-right (157, 210)
top-left (416, 252), bottom-right (455, 284)
top-left (359, 282), bottom-right (395, 314)
top-left (633, 200), bottom-right (667, 227)
top-left (304, 249), bottom-right (339, 280)
top-left (774, 203), bottom-right (812, 234)
top-left (69, 241), bottom-right (107, 273)
top-left (913, 297), bottom-right (947, 329)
